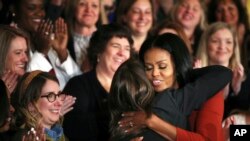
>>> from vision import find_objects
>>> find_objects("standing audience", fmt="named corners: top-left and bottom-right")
top-left (208, 0), bottom-right (250, 72)
top-left (27, 17), bottom-right (81, 90)
top-left (170, 0), bottom-right (207, 56)
top-left (196, 22), bottom-right (250, 117)
top-left (64, 0), bottom-right (101, 72)
top-left (115, 0), bottom-right (154, 52)
top-left (63, 23), bottom-right (134, 141)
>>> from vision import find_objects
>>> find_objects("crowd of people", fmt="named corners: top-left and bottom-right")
top-left (0, 0), bottom-right (250, 141)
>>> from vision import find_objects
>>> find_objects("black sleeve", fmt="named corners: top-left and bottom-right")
top-left (62, 75), bottom-right (99, 141)
top-left (179, 65), bottom-right (232, 115)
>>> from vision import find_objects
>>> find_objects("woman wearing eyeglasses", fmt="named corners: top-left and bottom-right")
top-left (11, 70), bottom-right (67, 141)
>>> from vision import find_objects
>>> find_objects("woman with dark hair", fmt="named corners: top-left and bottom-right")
top-left (109, 58), bottom-right (155, 140)
top-left (116, 33), bottom-right (232, 140)
top-left (152, 20), bottom-right (192, 55)
top-left (62, 23), bottom-right (134, 141)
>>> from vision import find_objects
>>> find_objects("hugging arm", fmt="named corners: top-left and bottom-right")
top-left (120, 91), bottom-right (225, 141)
top-left (182, 65), bottom-right (232, 115)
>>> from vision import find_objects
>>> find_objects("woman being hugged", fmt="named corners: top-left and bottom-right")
top-left (113, 33), bottom-right (232, 141)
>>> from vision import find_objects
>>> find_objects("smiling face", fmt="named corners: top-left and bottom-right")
top-left (144, 47), bottom-right (176, 92)
top-left (98, 37), bottom-right (131, 73)
top-left (125, 0), bottom-right (153, 36)
top-left (207, 28), bottom-right (234, 66)
top-left (15, 0), bottom-right (45, 33)
top-left (176, 0), bottom-right (202, 29)
top-left (75, 0), bottom-right (100, 28)
top-left (5, 36), bottom-right (28, 76)
top-left (215, 0), bottom-right (239, 26)
top-left (36, 79), bottom-right (62, 129)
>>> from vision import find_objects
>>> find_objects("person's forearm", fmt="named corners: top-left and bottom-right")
top-left (146, 114), bottom-right (177, 141)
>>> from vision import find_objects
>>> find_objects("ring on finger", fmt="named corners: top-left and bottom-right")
top-left (44, 31), bottom-right (49, 36)
top-left (50, 33), bottom-right (55, 40)
top-left (129, 121), bottom-right (134, 127)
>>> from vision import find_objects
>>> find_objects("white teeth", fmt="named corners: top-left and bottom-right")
top-left (152, 80), bottom-right (161, 86)
top-left (50, 110), bottom-right (60, 113)
top-left (182, 12), bottom-right (193, 20)
top-left (115, 59), bottom-right (123, 63)
top-left (33, 19), bottom-right (41, 23)
top-left (17, 64), bottom-right (25, 68)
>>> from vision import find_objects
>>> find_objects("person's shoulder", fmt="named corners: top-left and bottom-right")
top-left (65, 70), bottom-right (95, 88)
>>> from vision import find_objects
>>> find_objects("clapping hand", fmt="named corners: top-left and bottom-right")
top-left (22, 126), bottom-right (46, 141)
top-left (50, 18), bottom-right (68, 63)
top-left (60, 95), bottom-right (76, 116)
top-left (231, 64), bottom-right (244, 95)
top-left (34, 19), bottom-right (54, 55)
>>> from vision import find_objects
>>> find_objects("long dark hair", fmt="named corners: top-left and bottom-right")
top-left (139, 33), bottom-right (193, 87)
top-left (0, 79), bottom-right (9, 128)
top-left (109, 58), bottom-right (155, 140)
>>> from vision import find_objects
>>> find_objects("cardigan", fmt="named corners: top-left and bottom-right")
top-left (63, 70), bottom-right (110, 141)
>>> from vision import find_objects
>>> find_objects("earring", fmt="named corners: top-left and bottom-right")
top-left (10, 12), bottom-right (17, 28)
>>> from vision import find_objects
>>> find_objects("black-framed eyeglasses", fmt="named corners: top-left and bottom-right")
top-left (40, 91), bottom-right (66, 102)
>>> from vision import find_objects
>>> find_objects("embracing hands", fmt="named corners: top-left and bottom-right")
top-left (118, 111), bottom-right (148, 134)
top-left (231, 64), bottom-right (244, 95)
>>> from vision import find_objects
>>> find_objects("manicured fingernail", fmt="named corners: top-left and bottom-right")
top-left (6, 117), bottom-right (11, 122)
top-left (31, 127), bottom-right (35, 132)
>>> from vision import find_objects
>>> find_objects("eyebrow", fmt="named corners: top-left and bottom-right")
top-left (43, 91), bottom-right (61, 95)
top-left (145, 59), bottom-right (168, 64)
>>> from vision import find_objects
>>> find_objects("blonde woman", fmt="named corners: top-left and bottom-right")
top-left (195, 22), bottom-right (250, 122)
top-left (170, 0), bottom-right (207, 56)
